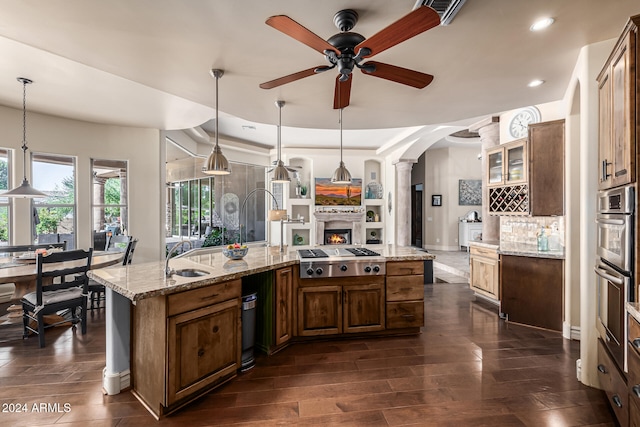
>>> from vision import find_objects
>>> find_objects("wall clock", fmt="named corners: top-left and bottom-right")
top-left (508, 106), bottom-right (541, 138)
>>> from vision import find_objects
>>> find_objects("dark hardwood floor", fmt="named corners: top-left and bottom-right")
top-left (0, 283), bottom-right (615, 426)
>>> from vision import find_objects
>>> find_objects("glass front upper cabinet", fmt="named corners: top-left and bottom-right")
top-left (486, 138), bottom-right (527, 186)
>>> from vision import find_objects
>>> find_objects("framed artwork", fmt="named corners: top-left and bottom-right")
top-left (432, 194), bottom-right (442, 206)
top-left (314, 178), bottom-right (362, 206)
top-left (458, 179), bottom-right (482, 205)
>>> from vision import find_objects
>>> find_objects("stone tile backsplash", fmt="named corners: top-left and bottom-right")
top-left (499, 216), bottom-right (565, 248)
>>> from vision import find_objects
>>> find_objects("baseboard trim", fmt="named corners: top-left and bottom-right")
top-left (103, 367), bottom-right (131, 395)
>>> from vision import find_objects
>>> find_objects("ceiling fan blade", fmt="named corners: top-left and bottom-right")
top-left (355, 6), bottom-right (440, 59)
top-left (333, 75), bottom-right (352, 109)
top-left (266, 15), bottom-right (339, 55)
top-left (260, 67), bottom-right (322, 89)
top-left (362, 61), bottom-right (433, 88)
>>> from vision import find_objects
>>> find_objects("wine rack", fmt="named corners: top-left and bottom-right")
top-left (489, 185), bottom-right (529, 215)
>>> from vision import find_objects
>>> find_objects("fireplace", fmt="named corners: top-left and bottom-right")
top-left (314, 211), bottom-right (364, 245)
top-left (324, 228), bottom-right (351, 245)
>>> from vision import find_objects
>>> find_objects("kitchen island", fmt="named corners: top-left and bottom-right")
top-left (89, 244), bottom-right (433, 418)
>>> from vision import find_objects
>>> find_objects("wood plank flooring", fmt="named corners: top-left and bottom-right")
top-left (0, 283), bottom-right (615, 426)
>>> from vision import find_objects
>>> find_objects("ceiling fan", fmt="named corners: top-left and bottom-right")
top-left (259, 5), bottom-right (440, 109)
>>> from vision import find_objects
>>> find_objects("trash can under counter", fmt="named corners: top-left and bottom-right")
top-left (241, 292), bottom-right (257, 371)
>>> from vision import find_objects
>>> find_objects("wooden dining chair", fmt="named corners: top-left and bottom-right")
top-left (88, 238), bottom-right (138, 309)
top-left (21, 248), bottom-right (93, 348)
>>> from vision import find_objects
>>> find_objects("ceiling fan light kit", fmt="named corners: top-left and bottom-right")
top-left (331, 108), bottom-right (352, 184)
top-left (272, 100), bottom-right (291, 183)
top-left (203, 69), bottom-right (230, 175)
top-left (4, 77), bottom-right (47, 198)
top-left (261, 5), bottom-right (440, 108)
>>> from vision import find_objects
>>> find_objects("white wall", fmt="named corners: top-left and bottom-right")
top-left (0, 105), bottom-right (164, 262)
top-left (423, 147), bottom-right (482, 250)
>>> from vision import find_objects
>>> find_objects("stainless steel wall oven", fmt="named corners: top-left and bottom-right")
top-left (595, 184), bottom-right (635, 371)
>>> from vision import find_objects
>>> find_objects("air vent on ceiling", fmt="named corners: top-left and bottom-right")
top-left (413, 0), bottom-right (466, 25)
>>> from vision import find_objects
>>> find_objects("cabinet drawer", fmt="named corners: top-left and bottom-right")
top-left (469, 245), bottom-right (498, 260)
top-left (630, 314), bottom-right (640, 351)
top-left (386, 276), bottom-right (423, 302)
top-left (386, 261), bottom-right (423, 276)
top-left (632, 394), bottom-right (640, 427)
top-left (386, 301), bottom-right (424, 329)
top-left (168, 279), bottom-right (241, 316)
top-left (597, 338), bottom-right (628, 427)
top-left (629, 342), bottom-right (640, 411)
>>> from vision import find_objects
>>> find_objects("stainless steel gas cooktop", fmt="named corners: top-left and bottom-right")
top-left (297, 247), bottom-right (385, 278)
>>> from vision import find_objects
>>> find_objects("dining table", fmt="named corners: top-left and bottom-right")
top-left (0, 250), bottom-right (125, 320)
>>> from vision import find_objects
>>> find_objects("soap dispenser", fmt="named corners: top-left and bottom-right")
top-left (537, 227), bottom-right (548, 252)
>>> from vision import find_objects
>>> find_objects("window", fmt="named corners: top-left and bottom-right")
top-left (32, 154), bottom-right (76, 249)
top-left (0, 149), bottom-right (10, 244)
top-left (91, 159), bottom-right (128, 250)
top-left (168, 163), bottom-right (266, 246)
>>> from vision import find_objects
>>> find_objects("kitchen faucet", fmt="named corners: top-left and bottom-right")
top-left (165, 240), bottom-right (193, 277)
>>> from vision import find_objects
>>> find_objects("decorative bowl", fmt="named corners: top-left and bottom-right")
top-left (223, 247), bottom-right (248, 260)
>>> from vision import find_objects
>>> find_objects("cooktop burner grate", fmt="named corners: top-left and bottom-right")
top-left (345, 248), bottom-right (381, 257)
top-left (297, 249), bottom-right (329, 258)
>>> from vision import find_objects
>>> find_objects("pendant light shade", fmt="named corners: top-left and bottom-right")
top-left (202, 69), bottom-right (230, 175)
top-left (4, 77), bottom-right (47, 198)
top-left (272, 100), bottom-right (291, 183)
top-left (331, 108), bottom-right (352, 184)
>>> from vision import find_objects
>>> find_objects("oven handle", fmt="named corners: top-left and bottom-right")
top-left (594, 266), bottom-right (625, 286)
top-left (595, 217), bottom-right (626, 226)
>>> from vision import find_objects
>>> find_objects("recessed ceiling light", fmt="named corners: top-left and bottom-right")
top-left (528, 79), bottom-right (545, 87)
top-left (530, 17), bottom-right (554, 31)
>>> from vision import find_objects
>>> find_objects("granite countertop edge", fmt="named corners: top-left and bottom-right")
top-left (89, 245), bottom-right (434, 302)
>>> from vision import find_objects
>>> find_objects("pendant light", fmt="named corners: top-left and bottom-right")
top-left (272, 100), bottom-right (291, 183)
top-left (331, 107), bottom-right (352, 184)
top-left (202, 69), bottom-right (230, 175)
top-left (4, 77), bottom-right (47, 198)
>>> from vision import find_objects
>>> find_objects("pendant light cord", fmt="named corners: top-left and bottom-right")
top-left (339, 107), bottom-right (343, 163)
top-left (277, 102), bottom-right (282, 161)
top-left (214, 71), bottom-right (219, 150)
top-left (20, 78), bottom-right (30, 181)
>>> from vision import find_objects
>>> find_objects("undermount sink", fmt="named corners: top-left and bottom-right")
top-left (173, 268), bottom-right (209, 278)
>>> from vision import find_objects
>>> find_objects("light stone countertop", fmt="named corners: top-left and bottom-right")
top-left (498, 242), bottom-right (565, 260)
top-left (628, 302), bottom-right (640, 324)
top-left (88, 244), bottom-right (434, 302)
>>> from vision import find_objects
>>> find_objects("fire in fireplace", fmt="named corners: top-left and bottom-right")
top-left (324, 228), bottom-right (351, 245)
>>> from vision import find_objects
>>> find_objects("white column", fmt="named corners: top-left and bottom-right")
top-left (394, 160), bottom-right (415, 246)
top-left (103, 288), bottom-right (131, 395)
top-left (469, 117), bottom-right (500, 242)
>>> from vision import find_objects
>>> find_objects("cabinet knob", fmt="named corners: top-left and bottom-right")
top-left (597, 364), bottom-right (607, 374)
top-left (633, 338), bottom-right (640, 349)
top-left (633, 385), bottom-right (640, 398)
top-left (612, 395), bottom-right (623, 408)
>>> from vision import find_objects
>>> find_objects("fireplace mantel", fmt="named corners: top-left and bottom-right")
top-left (314, 211), bottom-right (365, 245)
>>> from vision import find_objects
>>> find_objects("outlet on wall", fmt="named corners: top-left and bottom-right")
top-left (436, 238), bottom-right (440, 243)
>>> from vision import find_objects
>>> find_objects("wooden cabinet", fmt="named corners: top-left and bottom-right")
top-left (499, 255), bottom-right (563, 331)
top-left (131, 279), bottom-right (241, 417)
top-left (597, 17), bottom-right (637, 190)
top-left (274, 266), bottom-right (294, 347)
top-left (598, 338), bottom-right (629, 427)
top-left (629, 314), bottom-right (640, 426)
top-left (528, 120), bottom-right (565, 216)
top-left (297, 276), bottom-right (385, 336)
top-left (487, 120), bottom-right (564, 216)
top-left (469, 244), bottom-right (499, 301)
top-left (487, 139), bottom-right (527, 187)
top-left (386, 261), bottom-right (424, 329)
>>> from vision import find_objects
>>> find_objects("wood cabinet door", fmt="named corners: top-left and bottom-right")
top-left (500, 255), bottom-right (563, 331)
top-left (274, 266), bottom-right (293, 346)
top-left (297, 285), bottom-right (342, 336)
top-left (470, 254), bottom-right (498, 297)
top-left (610, 29), bottom-right (635, 188)
top-left (528, 120), bottom-right (565, 216)
top-left (343, 283), bottom-right (385, 333)
top-left (167, 298), bottom-right (240, 405)
top-left (504, 140), bottom-right (527, 185)
top-left (598, 68), bottom-right (613, 189)
top-left (486, 146), bottom-right (504, 187)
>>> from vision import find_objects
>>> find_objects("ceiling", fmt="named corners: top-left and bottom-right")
top-left (0, 0), bottom-right (637, 153)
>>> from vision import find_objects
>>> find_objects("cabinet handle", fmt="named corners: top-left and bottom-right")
top-left (203, 293), bottom-right (220, 300)
top-left (401, 314), bottom-right (415, 319)
top-left (633, 338), bottom-right (640, 349)
top-left (602, 159), bottom-right (611, 182)
top-left (612, 395), bottom-right (623, 408)
top-left (597, 364), bottom-right (607, 374)
top-left (633, 385), bottom-right (640, 398)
